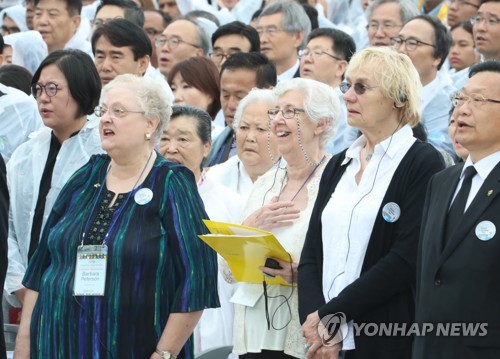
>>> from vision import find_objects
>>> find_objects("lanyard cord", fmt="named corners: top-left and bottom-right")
top-left (277, 155), bottom-right (326, 202)
top-left (81, 151), bottom-right (153, 246)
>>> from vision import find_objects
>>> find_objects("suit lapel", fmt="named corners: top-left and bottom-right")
top-left (438, 162), bottom-right (500, 266)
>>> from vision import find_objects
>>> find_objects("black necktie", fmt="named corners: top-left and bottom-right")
top-left (444, 166), bottom-right (477, 245)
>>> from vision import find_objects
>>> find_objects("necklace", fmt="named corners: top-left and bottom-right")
top-left (364, 145), bottom-right (374, 161)
top-left (277, 155), bottom-right (326, 202)
top-left (81, 151), bottom-right (154, 246)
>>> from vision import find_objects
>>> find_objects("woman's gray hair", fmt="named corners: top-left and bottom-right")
top-left (233, 88), bottom-right (276, 130)
top-left (272, 78), bottom-right (340, 149)
top-left (101, 74), bottom-right (172, 144)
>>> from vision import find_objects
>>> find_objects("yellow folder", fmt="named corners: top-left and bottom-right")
top-left (199, 220), bottom-right (291, 285)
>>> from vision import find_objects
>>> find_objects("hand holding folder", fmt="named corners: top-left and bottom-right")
top-left (199, 220), bottom-right (292, 285)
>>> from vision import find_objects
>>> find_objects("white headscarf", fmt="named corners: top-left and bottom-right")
top-left (1, 4), bottom-right (28, 32)
top-left (4, 31), bottom-right (48, 74)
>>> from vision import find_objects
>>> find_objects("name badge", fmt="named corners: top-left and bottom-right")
top-left (475, 220), bottom-right (496, 241)
top-left (135, 188), bottom-right (153, 205)
top-left (382, 202), bottom-right (401, 223)
top-left (73, 245), bottom-right (108, 296)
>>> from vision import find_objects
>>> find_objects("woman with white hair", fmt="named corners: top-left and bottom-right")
top-left (231, 78), bottom-right (340, 359)
top-left (15, 74), bottom-right (219, 358)
top-left (298, 47), bottom-right (445, 359)
top-left (205, 87), bottom-right (279, 204)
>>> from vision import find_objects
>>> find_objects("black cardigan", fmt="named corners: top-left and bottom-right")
top-left (298, 140), bottom-right (445, 359)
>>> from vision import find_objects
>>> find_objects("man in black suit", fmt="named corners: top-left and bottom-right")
top-left (414, 60), bottom-right (500, 359)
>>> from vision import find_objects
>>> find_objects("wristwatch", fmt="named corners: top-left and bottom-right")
top-left (155, 349), bottom-right (177, 359)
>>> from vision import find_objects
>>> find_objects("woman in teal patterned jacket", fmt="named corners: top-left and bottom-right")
top-left (15, 74), bottom-right (219, 359)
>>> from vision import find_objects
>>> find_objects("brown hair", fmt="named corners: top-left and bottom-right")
top-left (167, 57), bottom-right (221, 119)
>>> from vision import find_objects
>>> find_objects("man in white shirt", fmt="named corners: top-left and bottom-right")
top-left (472, 0), bottom-right (500, 61)
top-left (33, 0), bottom-right (92, 55)
top-left (395, 14), bottom-right (454, 156)
top-left (300, 27), bottom-right (358, 155)
top-left (256, 0), bottom-right (310, 82)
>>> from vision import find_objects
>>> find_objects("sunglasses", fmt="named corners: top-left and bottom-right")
top-left (340, 82), bottom-right (378, 95)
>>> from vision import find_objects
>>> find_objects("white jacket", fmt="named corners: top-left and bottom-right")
top-left (5, 118), bottom-right (104, 304)
top-left (0, 83), bottom-right (43, 162)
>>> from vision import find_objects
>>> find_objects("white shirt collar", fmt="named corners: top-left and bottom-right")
top-left (342, 124), bottom-right (414, 165)
top-left (277, 59), bottom-right (300, 83)
top-left (462, 151), bottom-right (500, 181)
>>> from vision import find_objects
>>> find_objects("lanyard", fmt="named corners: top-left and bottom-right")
top-left (81, 151), bottom-right (153, 246)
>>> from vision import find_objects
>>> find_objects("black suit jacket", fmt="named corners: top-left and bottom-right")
top-left (414, 161), bottom-right (500, 359)
top-left (298, 141), bottom-right (444, 359)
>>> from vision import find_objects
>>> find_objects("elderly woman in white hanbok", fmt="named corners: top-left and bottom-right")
top-left (232, 78), bottom-right (340, 359)
top-left (5, 49), bottom-right (103, 308)
top-left (205, 88), bottom-right (279, 204)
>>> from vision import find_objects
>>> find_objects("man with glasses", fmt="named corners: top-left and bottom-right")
top-left (156, 17), bottom-right (208, 79)
top-left (472, 0), bottom-right (500, 61)
top-left (256, 0), bottom-right (310, 81)
top-left (366, 0), bottom-right (418, 47)
top-left (210, 21), bottom-right (260, 72)
top-left (300, 27), bottom-right (358, 155)
top-left (414, 60), bottom-right (500, 359)
top-left (395, 14), bottom-right (454, 157)
top-left (143, 9), bottom-right (170, 69)
top-left (447, 0), bottom-right (480, 27)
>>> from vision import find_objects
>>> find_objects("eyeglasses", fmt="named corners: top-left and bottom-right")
top-left (470, 16), bottom-right (500, 26)
top-left (154, 36), bottom-right (200, 49)
top-left (451, 92), bottom-right (500, 107)
top-left (450, 0), bottom-right (479, 8)
top-left (300, 48), bottom-right (343, 61)
top-left (94, 105), bottom-right (145, 118)
top-left (340, 82), bottom-right (378, 95)
top-left (32, 82), bottom-right (60, 98)
top-left (367, 22), bottom-right (403, 32)
top-left (267, 107), bottom-right (305, 120)
top-left (391, 36), bottom-right (435, 51)
top-left (1, 25), bottom-right (21, 35)
top-left (209, 50), bottom-right (240, 63)
top-left (256, 26), bottom-right (285, 37)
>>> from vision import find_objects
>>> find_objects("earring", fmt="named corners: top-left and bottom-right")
top-left (145, 132), bottom-right (151, 141)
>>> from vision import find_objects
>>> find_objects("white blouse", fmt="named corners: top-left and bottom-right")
top-left (232, 154), bottom-right (331, 358)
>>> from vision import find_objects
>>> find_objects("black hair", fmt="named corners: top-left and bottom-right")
top-left (307, 27), bottom-right (356, 62)
top-left (0, 33), bottom-right (4, 54)
top-left (301, 4), bottom-right (319, 30)
top-left (31, 49), bottom-right (101, 118)
top-left (411, 15), bottom-right (451, 70)
top-left (0, 65), bottom-right (33, 95)
top-left (34, 0), bottom-right (82, 16)
top-left (92, 18), bottom-right (152, 59)
top-left (171, 105), bottom-right (212, 146)
top-left (221, 52), bottom-right (277, 89)
top-left (95, 0), bottom-right (144, 27)
top-left (469, 60), bottom-right (500, 77)
top-left (211, 21), bottom-right (260, 52)
top-left (251, 9), bottom-right (262, 22)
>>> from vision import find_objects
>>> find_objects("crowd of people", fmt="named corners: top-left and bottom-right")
top-left (0, 0), bottom-right (499, 358)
